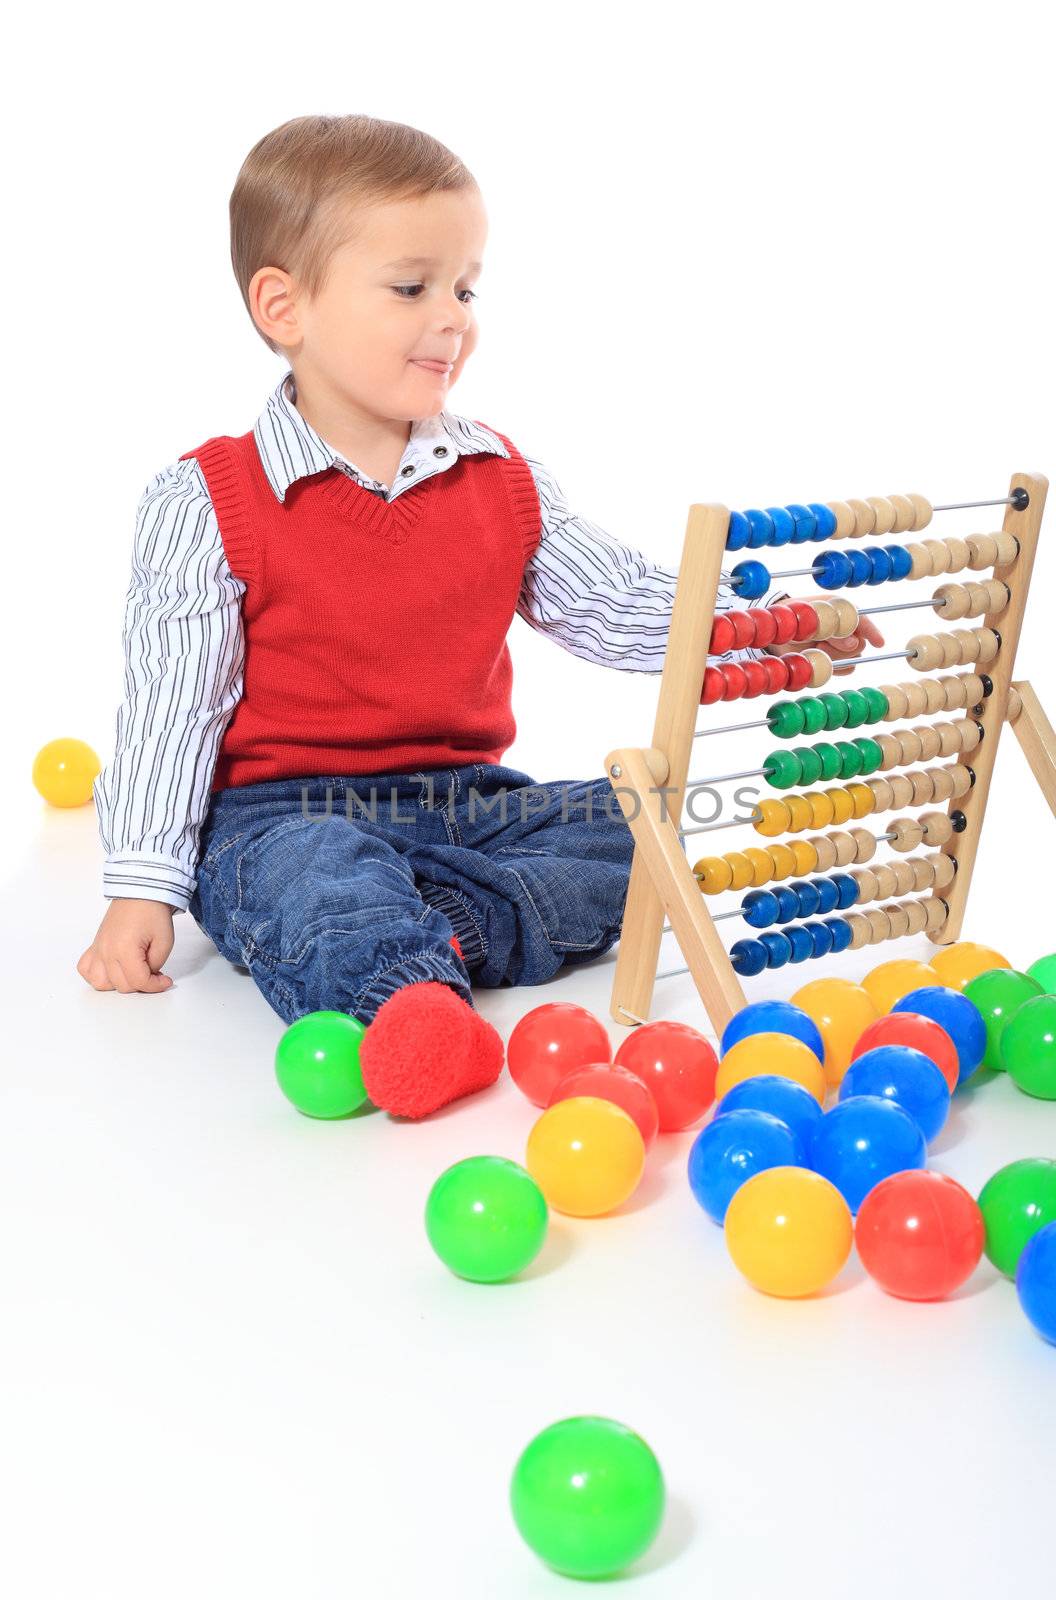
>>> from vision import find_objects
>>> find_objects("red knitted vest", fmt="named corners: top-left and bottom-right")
top-left (179, 424), bottom-right (541, 791)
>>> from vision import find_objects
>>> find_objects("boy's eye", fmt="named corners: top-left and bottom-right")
top-left (392, 284), bottom-right (478, 304)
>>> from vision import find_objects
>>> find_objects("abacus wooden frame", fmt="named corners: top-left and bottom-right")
top-left (604, 472), bottom-right (1050, 1036)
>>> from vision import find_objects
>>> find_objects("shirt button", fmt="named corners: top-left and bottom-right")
top-left (432, 445), bottom-right (449, 457)
top-left (400, 464), bottom-right (416, 477)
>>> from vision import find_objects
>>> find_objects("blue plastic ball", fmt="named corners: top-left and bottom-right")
top-left (813, 551), bottom-right (852, 591)
top-left (892, 986), bottom-right (987, 1084)
top-left (787, 504), bottom-right (817, 544)
top-left (731, 938), bottom-right (767, 977)
top-left (746, 509), bottom-right (776, 549)
top-left (786, 926), bottom-right (815, 964)
top-left (839, 1045), bottom-right (951, 1144)
top-left (720, 999), bottom-right (826, 1064)
top-left (886, 544), bottom-right (913, 580)
top-left (688, 1109), bottom-right (805, 1224)
top-left (715, 1075), bottom-right (825, 1152)
top-left (846, 548), bottom-right (873, 588)
top-left (865, 547), bottom-right (893, 585)
top-left (766, 507), bottom-right (796, 547)
top-left (808, 1095), bottom-right (927, 1214)
top-left (1016, 1220), bottom-right (1056, 1344)
top-left (731, 560), bottom-right (770, 601)
top-left (761, 932), bottom-right (793, 969)
top-left (742, 890), bottom-right (780, 930)
top-left (807, 503), bottom-right (838, 541)
top-left (726, 510), bottom-right (751, 550)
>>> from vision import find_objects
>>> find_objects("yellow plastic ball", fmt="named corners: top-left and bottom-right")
top-left (31, 738), bottom-right (101, 808)
top-left (715, 1033), bottom-right (826, 1106)
top-left (725, 1167), bottom-right (853, 1297)
top-left (791, 977), bottom-right (880, 1088)
top-left (862, 958), bottom-right (940, 1014)
top-left (525, 1096), bottom-right (645, 1217)
top-left (929, 941), bottom-right (1012, 991)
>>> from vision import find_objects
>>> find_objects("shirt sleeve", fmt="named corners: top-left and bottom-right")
top-left (92, 459), bottom-right (246, 912)
top-left (515, 455), bottom-right (770, 671)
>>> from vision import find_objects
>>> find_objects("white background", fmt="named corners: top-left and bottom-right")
top-left (3, 2), bottom-right (1055, 1596)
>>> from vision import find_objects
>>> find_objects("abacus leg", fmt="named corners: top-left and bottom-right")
top-left (1009, 679), bottom-right (1056, 817)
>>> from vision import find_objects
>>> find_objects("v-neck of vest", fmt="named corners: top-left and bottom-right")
top-left (317, 464), bottom-right (427, 543)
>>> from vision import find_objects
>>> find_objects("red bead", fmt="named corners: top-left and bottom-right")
top-left (768, 604), bottom-right (798, 645)
top-left (720, 663), bottom-right (748, 701)
top-left (762, 656), bottom-right (790, 694)
top-left (700, 666), bottom-right (724, 705)
top-left (789, 601), bottom-right (819, 642)
top-left (728, 611), bottom-right (757, 650)
top-left (709, 614), bottom-right (736, 655)
top-left (747, 607), bottom-right (778, 648)
top-left (856, 1170), bottom-right (984, 1300)
top-left (740, 660), bottom-right (770, 699)
top-left (784, 653), bottom-right (813, 690)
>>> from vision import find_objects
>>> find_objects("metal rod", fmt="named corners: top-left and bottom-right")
top-left (616, 1004), bottom-right (650, 1025)
top-left (693, 715), bottom-right (769, 738)
top-left (688, 765), bottom-right (768, 787)
top-left (859, 598), bottom-right (938, 616)
top-left (932, 495), bottom-right (1023, 513)
top-left (678, 814), bottom-right (762, 839)
top-left (841, 647), bottom-right (914, 666)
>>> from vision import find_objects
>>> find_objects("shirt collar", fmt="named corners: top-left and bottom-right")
top-left (253, 368), bottom-right (509, 503)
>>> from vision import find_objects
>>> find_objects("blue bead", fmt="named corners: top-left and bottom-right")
top-left (840, 1046), bottom-right (950, 1144)
top-left (1016, 1222), bottom-right (1056, 1345)
top-left (787, 503), bottom-right (817, 544)
top-left (731, 559), bottom-right (770, 600)
top-left (731, 938), bottom-right (767, 977)
top-left (761, 932), bottom-right (793, 969)
top-left (814, 877), bottom-right (840, 915)
top-left (846, 549), bottom-right (873, 588)
top-left (726, 510), bottom-right (751, 550)
top-left (891, 986), bottom-right (988, 1083)
top-left (720, 999), bottom-right (825, 1061)
top-left (886, 543), bottom-right (913, 580)
top-left (766, 507), bottom-right (796, 547)
top-left (688, 1110), bottom-right (805, 1225)
top-left (715, 1075), bottom-right (824, 1152)
top-left (831, 873), bottom-right (859, 910)
top-left (812, 551), bottom-right (852, 591)
top-left (807, 921), bottom-right (835, 958)
top-left (773, 886), bottom-right (801, 924)
top-left (808, 503), bottom-right (838, 541)
top-left (865, 546), bottom-right (893, 585)
top-left (825, 916), bottom-right (853, 954)
top-left (786, 926), bottom-right (815, 964)
top-left (746, 508), bottom-right (776, 549)
top-left (792, 880), bottom-right (821, 919)
top-left (742, 889), bottom-right (779, 929)
top-left (808, 1095), bottom-right (927, 1215)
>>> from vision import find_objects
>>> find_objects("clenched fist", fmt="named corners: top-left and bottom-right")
top-left (77, 898), bottom-right (176, 993)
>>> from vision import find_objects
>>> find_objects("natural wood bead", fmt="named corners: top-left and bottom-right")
top-left (867, 496), bottom-right (897, 535)
top-left (891, 818), bottom-right (925, 852)
top-left (908, 770), bottom-right (936, 805)
top-left (994, 532), bottom-right (1020, 566)
top-left (922, 539), bottom-right (952, 575)
top-left (866, 908), bottom-right (892, 943)
top-left (880, 684), bottom-right (909, 720)
top-left (966, 533), bottom-right (999, 570)
top-left (901, 681), bottom-right (930, 717)
top-left (948, 764), bottom-right (973, 798)
top-left (1007, 686), bottom-right (1023, 722)
top-left (811, 600), bottom-right (840, 639)
top-left (921, 678), bottom-right (947, 715)
top-left (832, 598), bottom-right (860, 637)
top-left (846, 913), bottom-right (871, 950)
top-left (810, 835), bottom-right (838, 872)
top-left (928, 767), bottom-right (956, 802)
top-left (959, 672), bottom-right (986, 706)
top-left (890, 859), bottom-right (917, 896)
top-left (896, 730), bottom-right (924, 765)
top-left (884, 903), bottom-right (911, 939)
top-left (847, 498), bottom-right (876, 539)
top-left (941, 676), bottom-right (969, 711)
top-left (932, 853), bottom-right (957, 890)
top-left (908, 494), bottom-right (933, 531)
top-left (852, 867), bottom-right (879, 902)
top-left (888, 775), bottom-right (915, 808)
top-left (873, 864), bottom-right (899, 899)
top-left (921, 811), bottom-right (955, 846)
top-left (806, 649), bottom-right (834, 687)
top-left (937, 721), bottom-right (964, 756)
top-left (903, 899), bottom-right (929, 935)
top-left (829, 830), bottom-right (857, 866)
top-left (867, 777), bottom-right (895, 811)
top-left (944, 537), bottom-right (971, 573)
top-left (961, 720), bottom-right (983, 751)
top-left (976, 628), bottom-right (1000, 665)
top-left (849, 826), bottom-right (877, 863)
top-left (938, 633), bottom-right (964, 668)
top-left (876, 733), bottom-right (904, 771)
top-left (985, 578), bottom-right (1011, 615)
top-left (909, 856), bottom-right (935, 891)
top-left (934, 582), bottom-right (971, 619)
top-left (924, 898), bottom-right (949, 933)
top-left (827, 501), bottom-right (857, 539)
top-left (888, 494), bottom-right (917, 533)
top-left (913, 725), bottom-right (942, 762)
top-left (908, 634), bottom-right (944, 670)
top-left (904, 543), bottom-right (933, 580)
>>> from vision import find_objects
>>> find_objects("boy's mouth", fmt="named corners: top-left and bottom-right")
top-left (410, 359), bottom-right (454, 375)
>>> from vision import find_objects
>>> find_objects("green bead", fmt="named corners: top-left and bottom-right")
top-left (425, 1156), bottom-right (549, 1281)
top-left (860, 687), bottom-right (890, 724)
top-left (766, 701), bottom-right (805, 739)
top-left (764, 750), bottom-right (803, 790)
top-left (795, 746), bottom-right (824, 785)
top-left (841, 690), bottom-right (870, 729)
top-left (510, 1416), bottom-right (666, 1579)
top-left (800, 697), bottom-right (829, 736)
top-left (813, 742), bottom-right (843, 781)
top-left (963, 968), bottom-right (1043, 1070)
top-left (837, 741), bottom-right (864, 779)
top-left (1001, 995), bottom-right (1056, 1098)
top-left (1026, 952), bottom-right (1056, 993)
top-left (853, 737), bottom-right (884, 776)
top-left (274, 1009), bottom-right (368, 1118)
top-left (819, 693), bottom-right (850, 731)
top-left (978, 1158), bottom-right (1056, 1276)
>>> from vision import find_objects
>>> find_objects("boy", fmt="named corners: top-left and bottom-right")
top-left (77, 113), bottom-right (878, 1118)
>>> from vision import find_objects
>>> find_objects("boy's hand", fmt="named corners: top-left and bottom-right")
top-left (77, 899), bottom-right (176, 993)
top-left (818, 614), bottom-right (885, 674)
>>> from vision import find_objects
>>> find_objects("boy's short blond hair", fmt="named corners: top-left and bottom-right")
top-left (230, 113), bottom-right (478, 353)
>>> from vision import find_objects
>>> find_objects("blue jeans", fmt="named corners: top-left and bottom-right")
top-left (187, 762), bottom-right (636, 1026)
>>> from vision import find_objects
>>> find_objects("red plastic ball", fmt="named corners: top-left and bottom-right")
top-left (507, 1003), bottom-right (612, 1107)
top-left (700, 666), bottom-right (724, 705)
top-left (614, 1021), bottom-right (718, 1131)
top-left (720, 663), bottom-right (748, 701)
top-left (548, 1063), bottom-right (660, 1148)
top-left (728, 611), bottom-right (757, 650)
top-left (762, 656), bottom-right (790, 694)
top-left (851, 1012), bottom-right (959, 1095)
top-left (709, 614), bottom-right (736, 655)
top-left (856, 1170), bottom-right (985, 1299)
top-left (740, 661), bottom-right (770, 699)
top-left (784, 653), bottom-right (813, 690)
top-left (768, 604), bottom-right (798, 645)
top-left (747, 607), bottom-right (778, 648)
top-left (789, 601), bottom-right (819, 642)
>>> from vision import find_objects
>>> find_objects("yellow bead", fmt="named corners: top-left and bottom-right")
top-left (31, 737), bottom-right (101, 808)
top-left (744, 848), bottom-right (775, 888)
top-left (806, 791), bottom-right (835, 829)
top-left (694, 856), bottom-right (734, 894)
top-left (724, 851), bottom-right (755, 891)
top-left (825, 787), bottom-right (855, 825)
top-left (755, 798), bottom-right (793, 837)
top-left (845, 782), bottom-right (876, 819)
top-left (766, 844), bottom-right (797, 881)
top-left (789, 839), bottom-right (819, 876)
top-left (785, 794), bottom-right (814, 833)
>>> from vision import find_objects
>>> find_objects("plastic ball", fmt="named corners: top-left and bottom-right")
top-left (507, 1003), bottom-right (612, 1107)
top-left (31, 737), bottom-right (101, 807)
top-left (720, 1000), bottom-right (825, 1066)
top-left (1001, 995), bottom-right (1056, 1099)
top-left (929, 941), bottom-right (1012, 990)
top-left (856, 1170), bottom-right (984, 1300)
top-left (425, 1156), bottom-right (548, 1282)
top-left (614, 1021), bottom-right (718, 1131)
top-left (977, 1158), bottom-right (1056, 1276)
top-left (526, 1098), bottom-right (645, 1217)
top-left (790, 978), bottom-right (880, 1088)
top-left (274, 1010), bottom-right (368, 1118)
top-left (714, 1074), bottom-right (824, 1151)
top-left (510, 1416), bottom-right (665, 1579)
top-left (1026, 952), bottom-right (1056, 994)
top-left (724, 1167), bottom-right (853, 1297)
top-left (715, 1032), bottom-right (826, 1106)
top-left (892, 986), bottom-right (988, 1084)
top-left (549, 1064), bottom-right (660, 1147)
top-left (863, 959), bottom-right (941, 1014)
top-left (687, 1109), bottom-right (805, 1224)
top-left (1016, 1222), bottom-right (1056, 1345)
top-left (839, 1045), bottom-right (951, 1144)
top-left (851, 1012), bottom-right (959, 1094)
top-left (962, 968), bottom-right (1043, 1070)
top-left (808, 1096), bottom-right (927, 1215)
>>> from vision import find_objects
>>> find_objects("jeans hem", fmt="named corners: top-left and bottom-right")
top-left (353, 952), bottom-right (474, 1022)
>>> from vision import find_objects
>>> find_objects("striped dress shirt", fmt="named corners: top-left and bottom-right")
top-left (94, 370), bottom-right (764, 912)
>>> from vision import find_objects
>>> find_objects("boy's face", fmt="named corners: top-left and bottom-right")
top-left (264, 188), bottom-right (487, 422)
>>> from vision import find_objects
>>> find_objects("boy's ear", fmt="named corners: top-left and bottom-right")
top-left (249, 265), bottom-right (301, 350)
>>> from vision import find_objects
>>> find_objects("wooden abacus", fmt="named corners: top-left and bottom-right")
top-left (605, 474), bottom-right (1055, 1034)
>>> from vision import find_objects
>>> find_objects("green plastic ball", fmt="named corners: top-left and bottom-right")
top-left (510, 1416), bottom-right (665, 1579)
top-left (1027, 952), bottom-right (1056, 994)
top-left (860, 686), bottom-right (890, 724)
top-left (963, 969), bottom-right (1043, 1070)
top-left (767, 701), bottom-right (805, 740)
top-left (978, 1158), bottom-right (1056, 1276)
top-left (1001, 995), bottom-right (1056, 1099)
top-left (841, 690), bottom-right (870, 729)
top-left (814, 742), bottom-right (843, 781)
top-left (425, 1156), bottom-right (548, 1281)
top-left (800, 697), bottom-right (829, 735)
top-left (836, 741), bottom-right (864, 779)
top-left (274, 1010), bottom-right (368, 1118)
top-left (819, 692), bottom-right (849, 731)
